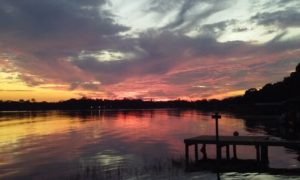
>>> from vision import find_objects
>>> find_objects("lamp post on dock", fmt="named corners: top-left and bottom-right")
top-left (212, 112), bottom-right (221, 161)
top-left (212, 112), bottom-right (221, 180)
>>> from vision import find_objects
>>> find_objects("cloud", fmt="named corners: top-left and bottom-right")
top-left (0, 0), bottom-right (300, 100)
top-left (161, 0), bottom-right (233, 32)
top-left (251, 9), bottom-right (300, 28)
top-left (0, 0), bottom-right (129, 90)
top-left (0, 0), bottom-right (127, 39)
top-left (263, 32), bottom-right (300, 53)
top-left (72, 28), bottom-right (300, 99)
top-left (198, 21), bottom-right (234, 37)
top-left (232, 27), bottom-right (249, 32)
top-left (72, 31), bottom-right (246, 85)
top-left (0, 89), bottom-right (34, 92)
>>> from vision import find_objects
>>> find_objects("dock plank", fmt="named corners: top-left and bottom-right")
top-left (184, 135), bottom-right (300, 147)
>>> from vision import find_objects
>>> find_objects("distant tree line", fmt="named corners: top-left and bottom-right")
top-left (1, 63), bottom-right (299, 112)
top-left (0, 98), bottom-right (217, 111)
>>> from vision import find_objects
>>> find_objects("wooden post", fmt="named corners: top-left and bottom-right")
top-left (195, 144), bottom-right (199, 162)
top-left (261, 145), bottom-right (269, 163)
top-left (261, 145), bottom-right (265, 162)
top-left (265, 146), bottom-right (269, 162)
top-left (233, 144), bottom-right (237, 159)
top-left (232, 131), bottom-right (239, 160)
top-left (255, 145), bottom-right (260, 162)
top-left (212, 112), bottom-right (222, 160)
top-left (201, 144), bottom-right (207, 160)
top-left (226, 145), bottom-right (230, 160)
top-left (185, 143), bottom-right (189, 169)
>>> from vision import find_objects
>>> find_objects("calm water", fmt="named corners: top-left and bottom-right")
top-left (0, 109), bottom-right (300, 179)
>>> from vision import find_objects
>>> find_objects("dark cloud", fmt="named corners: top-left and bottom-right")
top-left (0, 0), bottom-right (129, 60)
top-left (251, 9), bottom-right (300, 28)
top-left (69, 81), bottom-right (101, 91)
top-left (264, 32), bottom-right (300, 53)
top-left (17, 73), bottom-right (44, 87)
top-left (261, 0), bottom-right (300, 10)
top-left (72, 58), bottom-right (131, 85)
top-left (0, 0), bottom-right (127, 39)
top-left (164, 0), bottom-right (199, 29)
top-left (196, 21), bottom-right (232, 38)
top-left (147, 0), bottom-right (182, 13)
top-left (0, 0), bottom-right (130, 89)
top-left (139, 30), bottom-right (256, 59)
top-left (232, 27), bottom-right (249, 32)
top-left (160, 0), bottom-right (232, 31)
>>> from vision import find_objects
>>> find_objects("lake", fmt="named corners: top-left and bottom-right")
top-left (0, 109), bottom-right (300, 179)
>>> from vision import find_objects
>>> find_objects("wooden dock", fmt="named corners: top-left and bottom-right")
top-left (184, 135), bottom-right (300, 171)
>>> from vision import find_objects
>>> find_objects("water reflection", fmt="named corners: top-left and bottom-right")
top-left (0, 110), bottom-right (299, 179)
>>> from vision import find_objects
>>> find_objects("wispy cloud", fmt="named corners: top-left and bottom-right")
top-left (0, 89), bottom-right (34, 92)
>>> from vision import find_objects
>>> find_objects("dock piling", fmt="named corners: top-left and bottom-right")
top-left (212, 112), bottom-right (222, 161)
top-left (255, 145), bottom-right (260, 162)
top-left (185, 144), bottom-right (189, 169)
top-left (201, 144), bottom-right (207, 159)
top-left (261, 145), bottom-right (269, 163)
top-left (195, 144), bottom-right (199, 161)
top-left (226, 145), bottom-right (230, 160)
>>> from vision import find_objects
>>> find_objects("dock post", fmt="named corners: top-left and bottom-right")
top-left (266, 146), bottom-right (269, 162)
top-left (195, 144), bottom-right (199, 162)
top-left (233, 144), bottom-right (237, 159)
top-left (261, 145), bottom-right (269, 163)
top-left (255, 145), bottom-right (260, 162)
top-left (226, 145), bottom-right (230, 160)
top-left (232, 131), bottom-right (239, 160)
top-left (212, 112), bottom-right (222, 161)
top-left (185, 143), bottom-right (190, 169)
top-left (201, 144), bottom-right (207, 160)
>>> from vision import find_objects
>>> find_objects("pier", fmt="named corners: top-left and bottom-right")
top-left (184, 135), bottom-right (300, 171)
top-left (183, 112), bottom-right (300, 173)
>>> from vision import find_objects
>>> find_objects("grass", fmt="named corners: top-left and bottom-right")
top-left (64, 157), bottom-right (187, 180)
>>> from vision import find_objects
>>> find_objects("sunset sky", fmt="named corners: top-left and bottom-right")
top-left (0, 0), bottom-right (300, 101)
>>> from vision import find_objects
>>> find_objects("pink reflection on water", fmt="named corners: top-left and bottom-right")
top-left (0, 110), bottom-right (299, 179)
